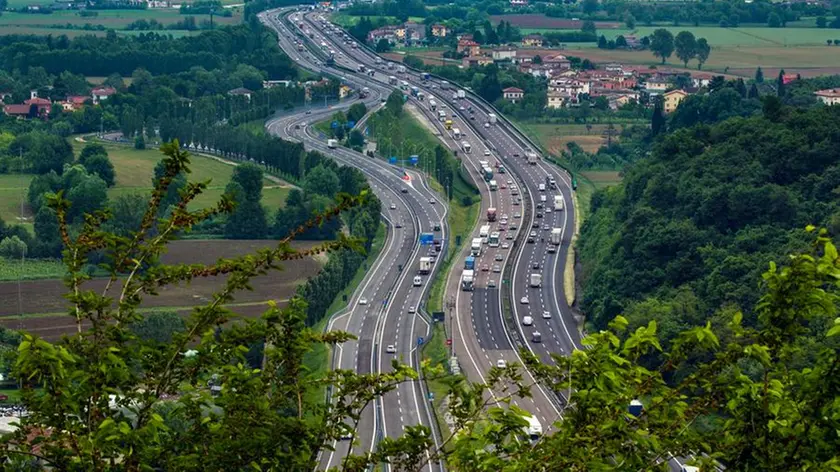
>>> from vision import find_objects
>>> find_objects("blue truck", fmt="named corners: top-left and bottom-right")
top-left (465, 256), bottom-right (475, 270)
top-left (422, 72), bottom-right (431, 81)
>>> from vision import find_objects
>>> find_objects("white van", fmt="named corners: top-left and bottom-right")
top-left (540, 195), bottom-right (547, 203)
top-left (522, 316), bottom-right (533, 326)
top-left (538, 183), bottom-right (546, 192)
top-left (413, 276), bottom-right (422, 286)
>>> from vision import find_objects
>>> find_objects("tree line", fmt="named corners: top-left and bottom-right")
top-left (0, 25), bottom-right (297, 79)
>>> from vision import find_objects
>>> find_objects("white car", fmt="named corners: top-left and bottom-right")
top-left (507, 179), bottom-right (513, 185)
top-left (358, 298), bottom-right (368, 305)
top-left (484, 149), bottom-right (491, 156)
top-left (496, 359), bottom-right (506, 368)
top-left (495, 253), bottom-right (504, 261)
top-left (514, 212), bottom-right (521, 218)
top-left (502, 242), bottom-right (510, 249)
top-left (389, 203), bottom-right (397, 210)
top-left (488, 279), bottom-right (497, 288)
top-left (408, 305), bottom-right (416, 313)
top-left (386, 344), bottom-right (396, 354)
top-left (484, 122), bottom-right (490, 128)
top-left (542, 311), bottom-right (552, 319)
top-left (492, 265), bottom-right (501, 273)
top-left (522, 316), bottom-right (533, 326)
top-left (520, 296), bottom-right (529, 304)
top-left (429, 198), bottom-right (436, 204)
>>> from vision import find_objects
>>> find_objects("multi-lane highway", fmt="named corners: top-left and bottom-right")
top-left (261, 7), bottom-right (697, 472)
top-left (287, 9), bottom-right (580, 423)
top-left (260, 10), bottom-right (446, 470)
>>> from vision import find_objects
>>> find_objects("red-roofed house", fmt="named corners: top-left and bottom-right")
top-left (815, 89), bottom-right (840, 106)
top-left (503, 87), bottom-right (524, 103)
top-left (782, 73), bottom-right (798, 85)
top-left (3, 104), bottom-right (32, 118)
top-left (59, 95), bottom-right (89, 111)
top-left (91, 86), bottom-right (117, 104)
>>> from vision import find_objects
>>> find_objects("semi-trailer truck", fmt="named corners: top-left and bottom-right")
top-left (487, 207), bottom-right (497, 222)
top-left (530, 273), bottom-right (542, 288)
top-left (419, 257), bottom-right (432, 274)
top-left (461, 270), bottom-right (475, 291)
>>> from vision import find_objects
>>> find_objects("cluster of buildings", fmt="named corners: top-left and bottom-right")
top-left (494, 56), bottom-right (720, 112)
top-left (1, 87), bottom-right (117, 119)
top-left (367, 22), bottom-right (448, 46)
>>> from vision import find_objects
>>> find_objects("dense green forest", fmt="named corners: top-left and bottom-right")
top-left (579, 103), bottom-right (840, 342)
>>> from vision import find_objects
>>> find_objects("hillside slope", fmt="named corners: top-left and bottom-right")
top-left (579, 104), bottom-right (840, 338)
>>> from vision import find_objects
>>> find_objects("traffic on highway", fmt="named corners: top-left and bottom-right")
top-left (260, 6), bottom-right (585, 470)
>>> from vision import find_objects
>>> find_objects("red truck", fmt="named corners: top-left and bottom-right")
top-left (487, 207), bottom-right (497, 222)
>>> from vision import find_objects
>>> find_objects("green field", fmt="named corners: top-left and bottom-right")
top-left (0, 26), bottom-right (203, 38)
top-left (0, 140), bottom-right (291, 225)
top-left (0, 8), bottom-right (240, 37)
top-left (0, 174), bottom-right (33, 224)
top-left (75, 140), bottom-right (291, 212)
top-left (0, 257), bottom-right (66, 281)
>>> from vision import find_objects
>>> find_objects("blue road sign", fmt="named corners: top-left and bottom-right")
top-left (347, 120), bottom-right (356, 128)
top-left (364, 127), bottom-right (370, 135)
top-left (331, 121), bottom-right (338, 128)
top-left (417, 337), bottom-right (424, 346)
top-left (389, 157), bottom-right (397, 164)
top-left (409, 156), bottom-right (419, 166)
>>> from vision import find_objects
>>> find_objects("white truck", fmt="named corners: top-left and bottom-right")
top-left (429, 99), bottom-right (437, 111)
top-left (479, 224), bottom-right (491, 243)
top-left (461, 269), bottom-right (475, 291)
top-left (530, 273), bottom-right (542, 288)
top-left (463, 141), bottom-right (471, 153)
top-left (453, 128), bottom-right (461, 139)
top-left (526, 152), bottom-right (538, 165)
top-left (457, 89), bottom-right (466, 99)
top-left (550, 228), bottom-right (562, 245)
top-left (327, 139), bottom-right (338, 148)
top-left (419, 257), bottom-right (432, 274)
top-left (489, 179), bottom-right (498, 191)
top-left (470, 237), bottom-right (482, 256)
top-left (388, 75), bottom-right (397, 85)
top-left (523, 414), bottom-right (543, 439)
top-left (397, 64), bottom-right (407, 74)
top-left (438, 110), bottom-right (446, 121)
top-left (488, 113), bottom-right (497, 124)
top-left (554, 195), bottom-right (564, 211)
